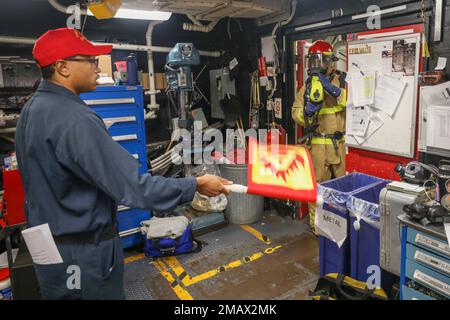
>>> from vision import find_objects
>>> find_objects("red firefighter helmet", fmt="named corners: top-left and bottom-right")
top-left (307, 40), bottom-right (337, 74)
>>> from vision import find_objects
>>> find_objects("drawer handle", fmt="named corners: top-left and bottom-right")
top-left (84, 98), bottom-right (136, 106)
top-left (119, 227), bottom-right (141, 238)
top-left (112, 134), bottom-right (138, 142)
top-left (103, 116), bottom-right (137, 124)
top-left (415, 233), bottom-right (450, 257)
top-left (103, 116), bottom-right (137, 129)
top-left (117, 205), bottom-right (130, 212)
top-left (414, 250), bottom-right (450, 276)
top-left (413, 270), bottom-right (450, 297)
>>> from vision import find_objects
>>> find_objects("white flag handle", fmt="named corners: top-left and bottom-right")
top-left (225, 184), bottom-right (248, 194)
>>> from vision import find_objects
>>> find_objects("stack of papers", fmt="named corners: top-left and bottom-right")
top-left (426, 105), bottom-right (450, 150)
top-left (387, 181), bottom-right (426, 195)
top-left (347, 107), bottom-right (385, 145)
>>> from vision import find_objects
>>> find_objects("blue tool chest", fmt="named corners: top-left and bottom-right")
top-left (80, 85), bottom-right (151, 248)
top-left (399, 215), bottom-right (450, 300)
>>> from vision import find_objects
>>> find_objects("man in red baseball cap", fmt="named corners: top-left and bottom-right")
top-left (32, 27), bottom-right (113, 93)
top-left (15, 28), bottom-right (230, 300)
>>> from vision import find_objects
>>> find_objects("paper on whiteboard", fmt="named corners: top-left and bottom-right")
top-left (374, 75), bottom-right (407, 117)
top-left (366, 111), bottom-right (385, 140)
top-left (426, 105), bottom-right (450, 150)
top-left (21, 224), bottom-right (63, 265)
top-left (351, 106), bottom-right (370, 137)
top-left (348, 108), bottom-right (384, 145)
top-left (381, 42), bottom-right (393, 75)
top-left (350, 70), bottom-right (376, 107)
top-left (352, 134), bottom-right (366, 145)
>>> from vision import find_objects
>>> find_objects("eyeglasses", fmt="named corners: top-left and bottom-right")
top-left (64, 58), bottom-right (99, 68)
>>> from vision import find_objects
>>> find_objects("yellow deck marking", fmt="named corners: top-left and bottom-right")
top-left (154, 259), bottom-right (193, 300)
top-left (264, 245), bottom-right (282, 254)
top-left (164, 256), bottom-right (189, 280)
top-left (180, 245), bottom-right (283, 287)
top-left (240, 225), bottom-right (271, 244)
top-left (123, 253), bottom-right (145, 264)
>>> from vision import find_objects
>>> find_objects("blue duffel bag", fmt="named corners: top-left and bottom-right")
top-left (144, 224), bottom-right (202, 259)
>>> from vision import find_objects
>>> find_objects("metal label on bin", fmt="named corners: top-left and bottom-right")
top-left (315, 198), bottom-right (348, 248)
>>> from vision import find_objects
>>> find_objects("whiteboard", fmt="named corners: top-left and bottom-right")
top-left (346, 34), bottom-right (420, 158)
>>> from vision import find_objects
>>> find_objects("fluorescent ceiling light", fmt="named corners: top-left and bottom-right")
top-left (294, 20), bottom-right (332, 31)
top-left (88, 9), bottom-right (172, 21)
top-left (351, 5), bottom-right (407, 20)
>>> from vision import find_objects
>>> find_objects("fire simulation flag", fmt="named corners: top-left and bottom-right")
top-left (226, 137), bottom-right (317, 203)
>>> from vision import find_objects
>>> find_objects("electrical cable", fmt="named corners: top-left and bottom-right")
top-left (422, 179), bottom-right (439, 204)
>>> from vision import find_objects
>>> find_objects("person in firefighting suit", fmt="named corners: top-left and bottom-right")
top-left (291, 40), bottom-right (347, 235)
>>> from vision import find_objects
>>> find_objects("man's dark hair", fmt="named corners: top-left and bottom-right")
top-left (40, 64), bottom-right (56, 80)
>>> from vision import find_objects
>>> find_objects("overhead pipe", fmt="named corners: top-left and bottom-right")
top-left (269, 0), bottom-right (298, 99)
top-left (145, 21), bottom-right (164, 120)
top-left (0, 36), bottom-right (221, 58)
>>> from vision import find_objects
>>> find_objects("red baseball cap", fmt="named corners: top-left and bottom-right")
top-left (33, 28), bottom-right (113, 67)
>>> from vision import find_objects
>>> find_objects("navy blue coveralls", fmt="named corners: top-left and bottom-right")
top-left (15, 80), bottom-right (197, 299)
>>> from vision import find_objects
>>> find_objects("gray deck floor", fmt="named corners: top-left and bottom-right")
top-left (123, 211), bottom-right (319, 300)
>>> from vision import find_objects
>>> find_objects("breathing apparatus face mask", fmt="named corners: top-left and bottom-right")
top-left (307, 53), bottom-right (337, 75)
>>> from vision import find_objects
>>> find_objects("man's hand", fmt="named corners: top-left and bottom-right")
top-left (196, 174), bottom-right (233, 197)
top-left (317, 72), bottom-right (341, 98)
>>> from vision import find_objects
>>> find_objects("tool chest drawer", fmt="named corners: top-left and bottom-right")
top-left (407, 228), bottom-right (450, 260)
top-left (108, 126), bottom-right (143, 143)
top-left (406, 243), bottom-right (450, 277)
top-left (81, 85), bottom-right (144, 108)
top-left (81, 86), bottom-right (151, 248)
top-left (117, 142), bottom-right (146, 169)
top-left (117, 208), bottom-right (150, 233)
top-left (402, 285), bottom-right (436, 300)
top-left (405, 259), bottom-right (450, 299)
top-left (97, 108), bottom-right (142, 129)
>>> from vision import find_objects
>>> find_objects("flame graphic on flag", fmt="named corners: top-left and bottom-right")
top-left (246, 138), bottom-right (317, 202)
top-left (250, 141), bottom-right (315, 191)
top-left (262, 153), bottom-right (305, 182)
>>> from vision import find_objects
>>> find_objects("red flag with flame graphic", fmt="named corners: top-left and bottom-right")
top-left (247, 137), bottom-right (317, 203)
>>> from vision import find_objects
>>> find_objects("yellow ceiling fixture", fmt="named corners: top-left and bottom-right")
top-left (87, 0), bottom-right (122, 19)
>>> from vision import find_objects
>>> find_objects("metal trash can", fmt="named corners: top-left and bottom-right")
top-left (219, 164), bottom-right (264, 224)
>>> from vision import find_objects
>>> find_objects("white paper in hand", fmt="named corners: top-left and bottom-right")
top-left (21, 223), bottom-right (63, 265)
